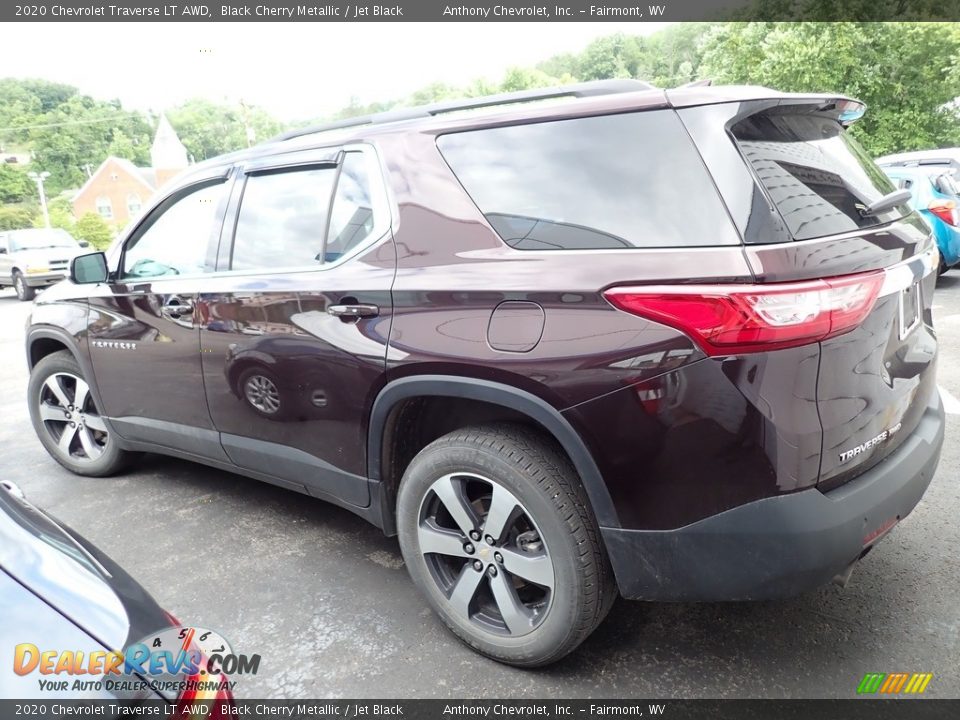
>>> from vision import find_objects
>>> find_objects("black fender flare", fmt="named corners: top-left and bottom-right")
top-left (367, 375), bottom-right (620, 531)
top-left (25, 326), bottom-right (109, 418)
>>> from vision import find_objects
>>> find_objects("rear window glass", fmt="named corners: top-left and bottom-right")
top-left (437, 110), bottom-right (740, 250)
top-left (732, 111), bottom-right (906, 241)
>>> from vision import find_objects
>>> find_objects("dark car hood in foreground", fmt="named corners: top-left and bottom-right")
top-left (0, 487), bottom-right (172, 654)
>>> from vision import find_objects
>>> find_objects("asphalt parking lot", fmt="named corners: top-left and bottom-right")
top-left (1, 279), bottom-right (959, 700)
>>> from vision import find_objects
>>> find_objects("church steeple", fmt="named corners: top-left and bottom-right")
top-left (150, 114), bottom-right (188, 186)
top-left (151, 114), bottom-right (188, 170)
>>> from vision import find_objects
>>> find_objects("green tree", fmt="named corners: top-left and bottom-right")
top-left (0, 164), bottom-right (33, 203)
top-left (699, 22), bottom-right (960, 155)
top-left (407, 82), bottom-right (463, 106)
top-left (73, 212), bottom-right (113, 250)
top-left (38, 196), bottom-right (76, 235)
top-left (731, 0), bottom-right (959, 21)
top-left (0, 205), bottom-right (36, 231)
top-left (327, 95), bottom-right (395, 122)
top-left (576, 34), bottom-right (634, 80)
top-left (0, 78), bottom-right (76, 147)
top-left (168, 99), bottom-right (284, 161)
top-left (498, 67), bottom-right (565, 92)
top-left (27, 95), bottom-right (152, 194)
top-left (535, 26), bottom-right (713, 88)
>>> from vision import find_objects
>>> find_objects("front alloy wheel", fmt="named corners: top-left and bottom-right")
top-left (38, 372), bottom-right (109, 462)
top-left (28, 350), bottom-right (134, 477)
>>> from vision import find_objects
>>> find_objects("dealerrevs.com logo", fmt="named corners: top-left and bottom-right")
top-left (13, 626), bottom-right (260, 694)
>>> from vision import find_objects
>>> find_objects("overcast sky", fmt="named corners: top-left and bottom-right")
top-left (3, 22), bottom-right (667, 121)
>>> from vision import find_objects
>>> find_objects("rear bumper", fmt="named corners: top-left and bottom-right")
top-left (602, 392), bottom-right (945, 601)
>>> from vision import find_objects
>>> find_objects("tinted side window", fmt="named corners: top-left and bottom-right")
top-left (437, 110), bottom-right (740, 250)
top-left (122, 180), bottom-right (227, 279)
top-left (732, 111), bottom-right (905, 241)
top-left (325, 152), bottom-right (377, 263)
top-left (231, 167), bottom-right (337, 272)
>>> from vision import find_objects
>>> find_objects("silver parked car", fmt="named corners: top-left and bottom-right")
top-left (0, 228), bottom-right (89, 301)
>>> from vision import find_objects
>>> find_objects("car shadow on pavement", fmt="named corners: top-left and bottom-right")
top-left (936, 273), bottom-right (959, 290)
top-left (530, 547), bottom-right (933, 695)
top-left (126, 453), bottom-right (934, 698)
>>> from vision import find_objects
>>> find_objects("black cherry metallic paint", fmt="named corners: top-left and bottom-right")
top-left (25, 83), bottom-right (944, 602)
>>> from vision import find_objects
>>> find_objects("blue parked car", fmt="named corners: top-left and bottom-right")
top-left (880, 164), bottom-right (960, 274)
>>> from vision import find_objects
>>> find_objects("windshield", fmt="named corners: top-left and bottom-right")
top-left (8, 229), bottom-right (79, 252)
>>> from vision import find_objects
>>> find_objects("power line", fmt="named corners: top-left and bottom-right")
top-left (0, 113), bottom-right (144, 133)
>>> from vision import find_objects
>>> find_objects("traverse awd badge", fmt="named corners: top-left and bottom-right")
top-left (839, 423), bottom-right (902, 464)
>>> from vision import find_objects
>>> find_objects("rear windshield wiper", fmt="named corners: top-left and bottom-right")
top-left (859, 188), bottom-right (912, 217)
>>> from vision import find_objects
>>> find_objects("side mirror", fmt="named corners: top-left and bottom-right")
top-left (70, 252), bottom-right (109, 284)
top-left (0, 247), bottom-right (6, 254)
top-left (78, 240), bottom-right (90, 248)
top-left (0, 479), bottom-right (25, 500)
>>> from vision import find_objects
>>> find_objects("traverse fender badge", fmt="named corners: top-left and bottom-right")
top-left (92, 340), bottom-right (137, 350)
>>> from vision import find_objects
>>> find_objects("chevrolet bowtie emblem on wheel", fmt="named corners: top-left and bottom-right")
top-left (839, 423), bottom-right (903, 464)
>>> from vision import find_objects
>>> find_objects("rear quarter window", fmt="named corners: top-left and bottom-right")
top-left (436, 110), bottom-right (740, 250)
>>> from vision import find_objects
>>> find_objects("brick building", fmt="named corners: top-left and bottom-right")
top-left (72, 114), bottom-right (189, 226)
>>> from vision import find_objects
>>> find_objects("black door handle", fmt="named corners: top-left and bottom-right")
top-left (327, 304), bottom-right (379, 319)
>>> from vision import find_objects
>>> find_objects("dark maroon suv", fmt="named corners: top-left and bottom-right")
top-left (25, 80), bottom-right (944, 666)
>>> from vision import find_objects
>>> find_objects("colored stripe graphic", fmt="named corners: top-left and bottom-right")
top-left (857, 673), bottom-right (885, 694)
top-left (907, 673), bottom-right (933, 694)
top-left (858, 672), bottom-right (932, 695)
top-left (881, 673), bottom-right (909, 693)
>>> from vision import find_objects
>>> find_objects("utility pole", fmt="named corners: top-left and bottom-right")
top-left (239, 99), bottom-right (255, 147)
top-left (28, 171), bottom-right (51, 228)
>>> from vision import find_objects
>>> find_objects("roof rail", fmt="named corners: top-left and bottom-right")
top-left (271, 78), bottom-right (656, 143)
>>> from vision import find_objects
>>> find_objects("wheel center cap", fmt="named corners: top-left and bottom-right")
top-left (478, 546), bottom-right (491, 561)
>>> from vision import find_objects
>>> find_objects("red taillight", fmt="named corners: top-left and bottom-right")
top-left (927, 199), bottom-right (959, 226)
top-left (604, 271), bottom-right (884, 356)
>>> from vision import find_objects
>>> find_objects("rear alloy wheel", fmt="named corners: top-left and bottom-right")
top-left (418, 472), bottom-right (555, 637)
top-left (13, 271), bottom-right (35, 301)
top-left (397, 424), bottom-right (616, 666)
top-left (28, 350), bottom-right (134, 476)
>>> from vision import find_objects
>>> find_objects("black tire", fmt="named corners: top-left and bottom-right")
top-left (397, 424), bottom-right (616, 667)
top-left (28, 350), bottom-right (135, 477)
top-left (13, 270), bottom-right (35, 301)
